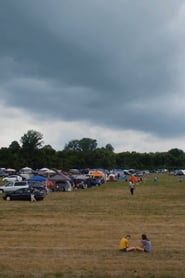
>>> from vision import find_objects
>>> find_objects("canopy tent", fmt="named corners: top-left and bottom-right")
top-left (107, 174), bottom-right (117, 181)
top-left (88, 170), bottom-right (104, 177)
top-left (38, 168), bottom-right (56, 175)
top-left (20, 167), bottom-right (33, 174)
top-left (39, 167), bottom-right (50, 171)
top-left (69, 169), bottom-right (81, 175)
top-left (49, 174), bottom-right (72, 192)
top-left (5, 168), bottom-right (16, 172)
top-left (175, 169), bottom-right (185, 175)
top-left (49, 174), bottom-right (71, 182)
top-left (28, 175), bottom-right (47, 182)
top-left (28, 174), bottom-right (55, 191)
top-left (55, 180), bottom-right (73, 192)
top-left (72, 174), bottom-right (89, 180)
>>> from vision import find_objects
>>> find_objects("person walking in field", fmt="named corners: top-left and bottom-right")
top-left (119, 234), bottom-right (135, 252)
top-left (128, 175), bottom-right (138, 195)
top-left (136, 234), bottom-right (152, 253)
top-left (129, 181), bottom-right (135, 195)
top-left (30, 188), bottom-right (37, 202)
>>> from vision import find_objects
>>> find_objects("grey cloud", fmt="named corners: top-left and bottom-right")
top-left (1, 0), bottom-right (185, 139)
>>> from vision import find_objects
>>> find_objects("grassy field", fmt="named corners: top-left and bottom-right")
top-left (0, 173), bottom-right (185, 278)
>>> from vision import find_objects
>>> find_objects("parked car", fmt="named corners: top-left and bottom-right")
top-left (2, 175), bottom-right (23, 182)
top-left (86, 177), bottom-right (102, 187)
top-left (0, 181), bottom-right (29, 193)
top-left (72, 177), bottom-right (103, 189)
top-left (3, 188), bottom-right (45, 201)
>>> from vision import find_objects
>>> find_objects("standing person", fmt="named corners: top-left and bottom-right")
top-left (136, 234), bottom-right (152, 253)
top-left (153, 176), bottom-right (158, 184)
top-left (119, 234), bottom-right (135, 252)
top-left (129, 181), bottom-right (135, 195)
top-left (30, 188), bottom-right (37, 202)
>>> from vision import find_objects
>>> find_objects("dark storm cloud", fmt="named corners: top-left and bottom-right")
top-left (1, 0), bottom-right (185, 138)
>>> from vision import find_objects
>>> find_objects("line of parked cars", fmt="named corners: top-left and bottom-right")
top-left (0, 170), bottom-right (106, 201)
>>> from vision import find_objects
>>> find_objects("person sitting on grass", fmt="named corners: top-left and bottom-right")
top-left (136, 234), bottom-right (152, 253)
top-left (119, 234), bottom-right (135, 252)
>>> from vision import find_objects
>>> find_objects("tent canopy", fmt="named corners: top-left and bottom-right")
top-left (28, 175), bottom-right (47, 182)
top-left (88, 170), bottom-right (104, 177)
top-left (49, 174), bottom-right (71, 182)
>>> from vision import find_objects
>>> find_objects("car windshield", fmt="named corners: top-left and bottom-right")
top-left (3, 182), bottom-right (14, 187)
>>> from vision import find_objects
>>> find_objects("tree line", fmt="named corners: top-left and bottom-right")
top-left (0, 130), bottom-right (185, 171)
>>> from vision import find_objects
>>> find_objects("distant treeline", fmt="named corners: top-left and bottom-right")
top-left (0, 130), bottom-right (185, 171)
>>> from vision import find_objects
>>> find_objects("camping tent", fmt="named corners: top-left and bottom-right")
top-left (28, 175), bottom-right (55, 191)
top-left (107, 174), bottom-right (117, 181)
top-left (20, 167), bottom-right (33, 174)
top-left (28, 175), bottom-right (47, 182)
top-left (49, 174), bottom-right (72, 191)
top-left (49, 173), bottom-right (71, 182)
top-left (88, 170), bottom-right (104, 177)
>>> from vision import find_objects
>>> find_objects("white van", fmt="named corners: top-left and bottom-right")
top-left (0, 181), bottom-right (29, 193)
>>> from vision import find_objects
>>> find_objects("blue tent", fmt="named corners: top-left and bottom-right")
top-left (28, 175), bottom-right (47, 182)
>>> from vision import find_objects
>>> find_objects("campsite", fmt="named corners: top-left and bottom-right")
top-left (0, 172), bottom-right (184, 278)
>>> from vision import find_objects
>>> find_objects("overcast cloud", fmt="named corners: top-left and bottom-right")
top-left (1, 0), bottom-right (185, 153)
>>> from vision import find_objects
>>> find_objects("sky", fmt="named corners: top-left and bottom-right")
top-left (1, 0), bottom-right (185, 153)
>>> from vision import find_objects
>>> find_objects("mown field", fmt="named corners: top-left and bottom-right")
top-left (0, 173), bottom-right (185, 278)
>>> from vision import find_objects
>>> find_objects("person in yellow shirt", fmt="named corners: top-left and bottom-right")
top-left (119, 234), bottom-right (135, 252)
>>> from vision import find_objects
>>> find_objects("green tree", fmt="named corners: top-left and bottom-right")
top-left (0, 147), bottom-right (12, 168)
top-left (166, 148), bottom-right (185, 169)
top-left (105, 144), bottom-right (114, 152)
top-left (79, 138), bottom-right (97, 151)
top-left (91, 148), bottom-right (116, 169)
top-left (9, 141), bottom-right (21, 152)
top-left (20, 130), bottom-right (43, 151)
top-left (20, 130), bottom-right (44, 168)
top-left (39, 145), bottom-right (57, 169)
top-left (64, 140), bottom-right (81, 151)
top-left (64, 138), bottom-right (97, 152)
top-left (60, 150), bottom-right (85, 170)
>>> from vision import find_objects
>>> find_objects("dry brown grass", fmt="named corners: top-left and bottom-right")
top-left (0, 174), bottom-right (185, 278)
